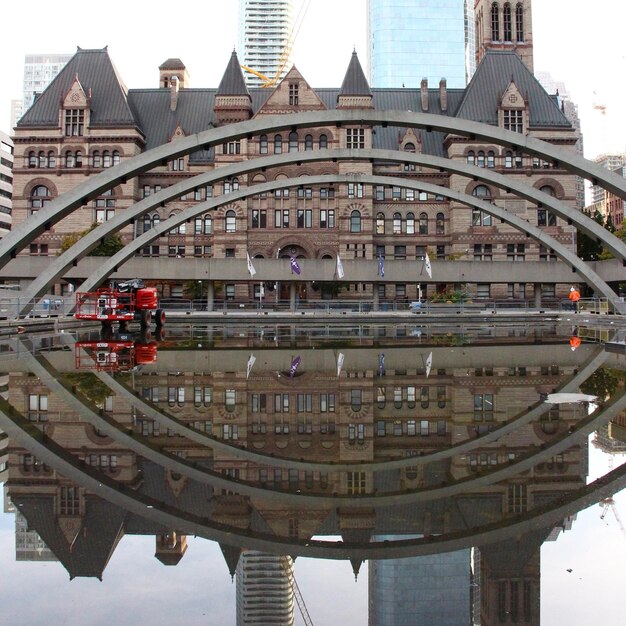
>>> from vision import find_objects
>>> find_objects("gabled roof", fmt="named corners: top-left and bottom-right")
top-left (216, 51), bottom-right (250, 98)
top-left (17, 48), bottom-right (137, 128)
top-left (340, 51), bottom-right (372, 97)
top-left (455, 50), bottom-right (571, 127)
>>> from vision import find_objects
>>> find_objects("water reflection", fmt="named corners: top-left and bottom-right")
top-left (0, 322), bottom-right (624, 624)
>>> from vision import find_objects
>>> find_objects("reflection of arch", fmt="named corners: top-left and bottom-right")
top-left (9, 136), bottom-right (626, 313)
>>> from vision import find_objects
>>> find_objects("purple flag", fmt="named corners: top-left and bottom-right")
top-left (290, 256), bottom-right (301, 275)
top-left (289, 355), bottom-right (301, 377)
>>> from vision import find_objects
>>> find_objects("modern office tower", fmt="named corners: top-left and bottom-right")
top-left (236, 551), bottom-right (295, 625)
top-left (367, 0), bottom-right (475, 88)
top-left (0, 131), bottom-right (13, 237)
top-left (238, 0), bottom-right (294, 88)
top-left (474, 0), bottom-right (533, 72)
top-left (10, 54), bottom-right (72, 128)
top-left (590, 154), bottom-right (626, 205)
top-left (369, 545), bottom-right (471, 625)
top-left (537, 72), bottom-right (585, 210)
top-left (15, 511), bottom-right (57, 562)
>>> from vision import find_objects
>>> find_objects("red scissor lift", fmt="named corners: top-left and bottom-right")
top-left (75, 339), bottom-right (158, 372)
top-left (74, 279), bottom-right (165, 330)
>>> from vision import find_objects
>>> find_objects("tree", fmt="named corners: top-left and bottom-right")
top-left (59, 223), bottom-right (125, 256)
top-left (577, 208), bottom-right (605, 261)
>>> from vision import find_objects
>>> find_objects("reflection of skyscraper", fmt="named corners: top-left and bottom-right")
top-left (14, 510), bottom-right (57, 562)
top-left (367, 0), bottom-right (476, 88)
top-left (369, 541), bottom-right (471, 625)
top-left (238, 0), bottom-right (294, 88)
top-left (236, 551), bottom-right (295, 625)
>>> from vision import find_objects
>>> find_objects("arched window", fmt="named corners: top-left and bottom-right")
top-left (319, 134), bottom-right (328, 149)
top-left (204, 214), bottom-right (213, 234)
top-left (466, 150), bottom-right (475, 165)
top-left (477, 151), bottom-right (485, 168)
top-left (224, 177), bottom-right (239, 194)
top-left (419, 212), bottom-right (428, 235)
top-left (504, 151), bottom-right (513, 168)
top-left (487, 151), bottom-right (495, 168)
top-left (92, 151), bottom-right (102, 168)
top-left (38, 151), bottom-right (47, 168)
top-left (351, 389), bottom-right (362, 412)
top-left (376, 212), bottom-right (385, 234)
top-left (472, 185), bottom-right (493, 226)
top-left (538, 186), bottom-right (557, 226)
top-left (540, 185), bottom-right (556, 197)
top-left (393, 212), bottom-right (402, 235)
top-left (406, 212), bottom-right (415, 234)
top-left (491, 2), bottom-right (500, 41)
top-left (152, 214), bottom-right (160, 228)
top-left (436, 212), bottom-right (445, 234)
top-left (112, 150), bottom-right (120, 166)
top-left (103, 151), bottom-right (111, 168)
top-left (274, 135), bottom-right (283, 154)
top-left (76, 151), bottom-right (83, 168)
top-left (168, 212), bottom-right (185, 235)
top-left (259, 135), bottom-right (268, 154)
top-left (350, 210), bottom-right (361, 233)
top-left (29, 185), bottom-right (51, 210)
top-left (225, 210), bottom-right (236, 233)
top-left (404, 142), bottom-right (416, 152)
top-left (27, 151), bottom-right (36, 168)
top-left (47, 151), bottom-right (56, 168)
top-left (65, 151), bottom-right (75, 168)
top-left (143, 214), bottom-right (151, 233)
top-left (516, 3), bottom-right (524, 41)
top-left (503, 3), bottom-right (512, 41)
top-left (289, 131), bottom-right (298, 152)
top-left (304, 134), bottom-right (313, 150)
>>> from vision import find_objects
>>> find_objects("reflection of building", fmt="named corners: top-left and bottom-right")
top-left (236, 551), bottom-right (294, 626)
top-left (367, 0), bottom-right (475, 88)
top-left (11, 0), bottom-right (581, 305)
top-left (0, 131), bottom-right (13, 237)
top-left (14, 510), bottom-right (57, 562)
top-left (369, 542), bottom-right (470, 625)
top-left (238, 0), bottom-right (293, 88)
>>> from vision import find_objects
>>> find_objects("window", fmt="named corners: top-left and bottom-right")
top-left (171, 157), bottom-right (185, 171)
top-left (375, 185), bottom-right (385, 201)
top-left (508, 483), bottom-right (527, 513)
top-left (472, 185), bottom-right (493, 226)
top-left (347, 128), bottom-right (365, 149)
top-left (350, 210), bottom-right (361, 233)
top-left (474, 243), bottom-right (493, 260)
top-left (477, 151), bottom-right (485, 168)
top-left (436, 212), bottom-right (445, 234)
top-left (258, 134), bottom-right (268, 155)
top-left (503, 2), bottom-right (513, 41)
top-left (419, 212), bottom-right (428, 234)
top-left (289, 131), bottom-right (298, 152)
top-left (466, 150), bottom-right (475, 165)
top-left (251, 209), bottom-right (267, 229)
top-left (103, 151), bottom-right (111, 168)
top-left (393, 212), bottom-right (402, 234)
top-left (538, 209), bottom-right (557, 227)
top-left (289, 83), bottom-right (299, 105)
top-left (392, 186), bottom-right (401, 200)
top-left (224, 177), bottom-right (239, 193)
top-left (274, 135), bottom-right (283, 154)
top-left (487, 151), bottom-right (495, 168)
top-left (320, 393), bottom-right (335, 413)
top-left (348, 182), bottom-right (364, 199)
top-left (376, 212), bottom-right (385, 234)
top-left (507, 243), bottom-right (525, 261)
top-left (474, 393), bottom-right (494, 421)
top-left (503, 110), bottom-right (524, 133)
top-left (29, 185), bottom-right (51, 211)
top-left (347, 472), bottom-right (366, 495)
top-left (225, 210), bottom-right (236, 233)
top-left (491, 2), bottom-right (500, 40)
top-left (406, 212), bottom-right (415, 234)
top-left (65, 109), bottom-right (84, 136)
top-left (319, 134), bottom-right (328, 149)
top-left (297, 208), bottom-right (312, 228)
top-left (28, 394), bottom-right (48, 421)
top-left (112, 151), bottom-right (120, 166)
top-left (504, 151), bottom-right (513, 168)
top-left (225, 389), bottom-right (236, 411)
top-left (394, 245), bottom-right (406, 260)
top-left (539, 245), bottom-right (557, 261)
top-left (516, 3), bottom-right (525, 41)
top-left (28, 151), bottom-right (37, 168)
top-left (92, 151), bottom-right (102, 168)
top-left (350, 389), bottom-right (362, 412)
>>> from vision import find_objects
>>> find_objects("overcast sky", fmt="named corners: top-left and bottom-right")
top-left (1, 0), bottom-right (625, 158)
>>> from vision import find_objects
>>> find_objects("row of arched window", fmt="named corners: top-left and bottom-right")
top-left (259, 133), bottom-right (329, 155)
top-left (491, 2), bottom-right (525, 43)
top-left (26, 149), bottom-right (120, 169)
top-left (376, 212), bottom-right (445, 235)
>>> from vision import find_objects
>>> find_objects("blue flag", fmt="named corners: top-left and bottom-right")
top-left (378, 253), bottom-right (385, 277)
top-left (378, 352), bottom-right (385, 376)
top-left (290, 256), bottom-right (301, 275)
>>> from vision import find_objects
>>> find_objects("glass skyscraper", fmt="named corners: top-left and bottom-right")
top-left (367, 0), bottom-right (475, 88)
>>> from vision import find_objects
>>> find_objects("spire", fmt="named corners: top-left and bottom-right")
top-left (219, 543), bottom-right (242, 579)
top-left (217, 50), bottom-right (250, 97)
top-left (340, 51), bottom-right (372, 97)
top-left (350, 557), bottom-right (364, 581)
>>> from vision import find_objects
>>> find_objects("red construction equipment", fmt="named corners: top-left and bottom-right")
top-left (75, 338), bottom-right (158, 372)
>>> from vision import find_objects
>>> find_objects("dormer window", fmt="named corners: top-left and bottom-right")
top-left (65, 109), bottom-right (84, 136)
top-left (289, 83), bottom-right (299, 106)
top-left (503, 109), bottom-right (523, 133)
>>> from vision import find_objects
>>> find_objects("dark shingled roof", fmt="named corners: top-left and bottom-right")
top-left (159, 58), bottom-right (186, 70)
top-left (17, 48), bottom-right (136, 129)
top-left (456, 50), bottom-right (571, 127)
top-left (216, 50), bottom-right (250, 97)
top-left (340, 51), bottom-right (372, 97)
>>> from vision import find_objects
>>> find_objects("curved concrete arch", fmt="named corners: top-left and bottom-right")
top-left (16, 148), bottom-right (626, 315)
top-left (4, 110), bottom-right (626, 268)
top-left (68, 174), bottom-right (620, 311)
top-left (2, 392), bottom-right (626, 560)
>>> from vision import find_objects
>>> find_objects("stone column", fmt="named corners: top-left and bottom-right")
top-left (533, 284), bottom-right (542, 310)
top-left (373, 284), bottom-right (379, 312)
top-left (206, 281), bottom-right (214, 312)
top-left (290, 283), bottom-right (297, 312)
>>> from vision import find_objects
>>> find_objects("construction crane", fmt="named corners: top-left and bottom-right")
top-left (281, 556), bottom-right (314, 626)
top-left (600, 497), bottom-right (626, 538)
top-left (241, 0), bottom-right (311, 88)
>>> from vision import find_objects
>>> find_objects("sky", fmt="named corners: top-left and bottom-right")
top-left (1, 0), bottom-right (626, 159)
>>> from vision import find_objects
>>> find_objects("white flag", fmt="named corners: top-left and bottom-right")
top-left (424, 253), bottom-right (432, 279)
top-left (246, 252), bottom-right (257, 277)
top-left (246, 353), bottom-right (256, 379)
top-left (336, 254), bottom-right (345, 279)
top-left (337, 352), bottom-right (345, 377)
top-left (425, 352), bottom-right (433, 378)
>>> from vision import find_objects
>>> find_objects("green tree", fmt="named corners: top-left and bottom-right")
top-left (59, 223), bottom-right (124, 256)
top-left (577, 209), bottom-right (605, 261)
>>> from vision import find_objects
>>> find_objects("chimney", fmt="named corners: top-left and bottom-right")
top-left (439, 79), bottom-right (448, 112)
top-left (170, 76), bottom-right (179, 112)
top-left (420, 79), bottom-right (429, 112)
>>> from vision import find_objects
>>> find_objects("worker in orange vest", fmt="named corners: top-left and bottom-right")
top-left (569, 336), bottom-right (582, 350)
top-left (568, 286), bottom-right (581, 311)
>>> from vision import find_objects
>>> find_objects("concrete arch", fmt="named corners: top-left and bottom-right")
top-left (4, 110), bottom-right (626, 266)
top-left (12, 147), bottom-right (626, 315)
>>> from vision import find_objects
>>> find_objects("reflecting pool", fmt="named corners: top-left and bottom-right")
top-left (0, 321), bottom-right (625, 625)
